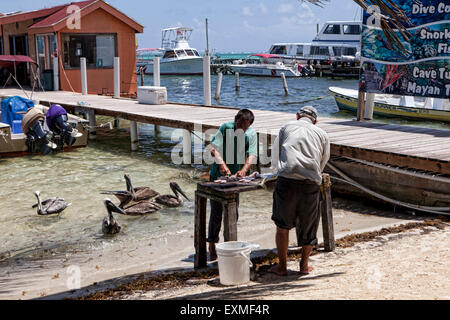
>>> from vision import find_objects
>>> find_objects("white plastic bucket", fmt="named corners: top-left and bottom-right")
top-left (216, 241), bottom-right (260, 286)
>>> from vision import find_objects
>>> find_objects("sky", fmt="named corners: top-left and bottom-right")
top-left (0, 0), bottom-right (362, 53)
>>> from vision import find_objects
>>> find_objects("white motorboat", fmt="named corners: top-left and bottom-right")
top-left (229, 55), bottom-right (301, 77)
top-left (141, 27), bottom-right (203, 76)
top-left (268, 21), bottom-right (361, 66)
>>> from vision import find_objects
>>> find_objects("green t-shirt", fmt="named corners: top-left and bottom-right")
top-left (209, 121), bottom-right (258, 180)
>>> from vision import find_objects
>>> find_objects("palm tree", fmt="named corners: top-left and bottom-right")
top-left (302, 0), bottom-right (412, 53)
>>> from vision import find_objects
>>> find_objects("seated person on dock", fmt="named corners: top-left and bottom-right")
top-left (270, 106), bottom-right (330, 276)
top-left (46, 104), bottom-right (82, 149)
top-left (207, 109), bottom-right (258, 260)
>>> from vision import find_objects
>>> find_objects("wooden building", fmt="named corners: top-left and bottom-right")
top-left (0, 0), bottom-right (143, 96)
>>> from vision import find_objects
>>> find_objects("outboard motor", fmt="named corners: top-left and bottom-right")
top-left (46, 104), bottom-right (82, 149)
top-left (22, 108), bottom-right (57, 155)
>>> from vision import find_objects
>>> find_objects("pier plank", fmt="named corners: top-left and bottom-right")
top-left (1, 89), bottom-right (448, 175)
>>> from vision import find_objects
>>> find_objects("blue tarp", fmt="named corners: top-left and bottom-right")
top-left (0, 96), bottom-right (34, 133)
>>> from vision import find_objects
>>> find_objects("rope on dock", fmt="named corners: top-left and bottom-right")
top-left (327, 162), bottom-right (450, 216)
top-left (81, 121), bottom-right (114, 130)
top-left (279, 96), bottom-right (328, 105)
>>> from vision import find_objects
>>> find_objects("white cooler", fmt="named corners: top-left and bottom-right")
top-left (137, 86), bottom-right (167, 105)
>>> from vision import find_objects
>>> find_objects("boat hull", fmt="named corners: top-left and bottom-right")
top-left (329, 87), bottom-right (450, 123)
top-left (144, 57), bottom-right (203, 75)
top-left (229, 65), bottom-right (299, 77)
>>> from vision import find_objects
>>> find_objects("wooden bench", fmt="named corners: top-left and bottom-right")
top-left (194, 174), bottom-right (335, 269)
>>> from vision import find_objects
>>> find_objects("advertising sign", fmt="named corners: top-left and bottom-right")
top-left (360, 1), bottom-right (450, 99)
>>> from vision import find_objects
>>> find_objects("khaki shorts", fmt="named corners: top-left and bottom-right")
top-left (271, 176), bottom-right (321, 246)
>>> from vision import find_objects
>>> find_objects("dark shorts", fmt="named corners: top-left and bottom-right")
top-left (272, 176), bottom-right (321, 246)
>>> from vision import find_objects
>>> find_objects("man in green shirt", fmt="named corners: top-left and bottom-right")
top-left (207, 109), bottom-right (258, 260)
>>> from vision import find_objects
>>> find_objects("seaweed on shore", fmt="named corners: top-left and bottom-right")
top-left (76, 218), bottom-right (448, 300)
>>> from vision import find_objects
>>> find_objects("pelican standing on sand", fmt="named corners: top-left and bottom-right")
top-left (33, 191), bottom-right (69, 216)
top-left (102, 198), bottom-right (124, 235)
top-left (101, 174), bottom-right (159, 208)
top-left (122, 200), bottom-right (162, 216)
top-left (154, 182), bottom-right (190, 208)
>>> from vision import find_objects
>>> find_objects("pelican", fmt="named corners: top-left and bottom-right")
top-left (122, 200), bottom-right (162, 216)
top-left (102, 198), bottom-right (124, 235)
top-left (32, 191), bottom-right (69, 216)
top-left (154, 182), bottom-right (190, 208)
top-left (100, 174), bottom-right (158, 208)
top-left (125, 173), bottom-right (159, 201)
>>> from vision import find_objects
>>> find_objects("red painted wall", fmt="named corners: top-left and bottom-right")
top-left (57, 7), bottom-right (137, 96)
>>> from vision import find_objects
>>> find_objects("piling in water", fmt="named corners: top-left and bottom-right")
top-left (364, 93), bottom-right (375, 121)
top-left (203, 56), bottom-right (211, 106)
top-left (215, 72), bottom-right (223, 101)
top-left (183, 130), bottom-right (192, 164)
top-left (281, 73), bottom-right (289, 96)
top-left (154, 57), bottom-right (161, 87)
top-left (130, 121), bottom-right (139, 151)
top-left (235, 72), bottom-right (240, 92)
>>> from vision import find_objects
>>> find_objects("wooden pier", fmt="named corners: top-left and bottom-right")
top-left (0, 88), bottom-right (449, 175)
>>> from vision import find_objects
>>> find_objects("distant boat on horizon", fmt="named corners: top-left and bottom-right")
top-left (137, 27), bottom-right (203, 76)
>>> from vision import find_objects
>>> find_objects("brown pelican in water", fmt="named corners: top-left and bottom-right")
top-left (32, 191), bottom-right (69, 216)
top-left (154, 182), bottom-right (190, 208)
top-left (101, 174), bottom-right (159, 208)
top-left (102, 198), bottom-right (124, 235)
top-left (122, 200), bottom-right (162, 216)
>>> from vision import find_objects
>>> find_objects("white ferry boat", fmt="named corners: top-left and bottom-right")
top-left (313, 21), bottom-right (362, 46)
top-left (141, 27), bottom-right (203, 75)
top-left (268, 21), bottom-right (361, 62)
top-left (268, 42), bottom-right (359, 64)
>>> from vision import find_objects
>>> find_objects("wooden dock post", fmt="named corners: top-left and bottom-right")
top-left (183, 129), bottom-right (192, 164)
top-left (203, 55), bottom-right (212, 106)
top-left (113, 117), bottom-right (120, 128)
top-left (130, 121), bottom-right (139, 151)
top-left (364, 93), bottom-right (375, 121)
top-left (154, 57), bottom-right (161, 87)
top-left (80, 58), bottom-right (88, 95)
top-left (320, 174), bottom-right (335, 251)
top-left (154, 124), bottom-right (161, 136)
top-left (281, 73), bottom-right (289, 95)
top-left (140, 67), bottom-right (144, 86)
top-left (52, 57), bottom-right (59, 91)
top-left (235, 72), bottom-right (240, 92)
top-left (87, 110), bottom-right (96, 140)
top-left (114, 57), bottom-right (120, 99)
top-left (153, 57), bottom-right (161, 134)
top-left (357, 91), bottom-right (366, 121)
top-left (214, 72), bottom-right (223, 101)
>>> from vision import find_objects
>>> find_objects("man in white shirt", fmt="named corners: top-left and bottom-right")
top-left (270, 106), bottom-right (330, 276)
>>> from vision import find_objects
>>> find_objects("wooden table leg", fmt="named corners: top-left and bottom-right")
top-left (321, 174), bottom-right (335, 251)
top-left (194, 192), bottom-right (207, 269)
top-left (223, 196), bottom-right (238, 242)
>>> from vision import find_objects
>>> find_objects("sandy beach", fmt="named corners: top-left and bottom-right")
top-left (100, 221), bottom-right (450, 300)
